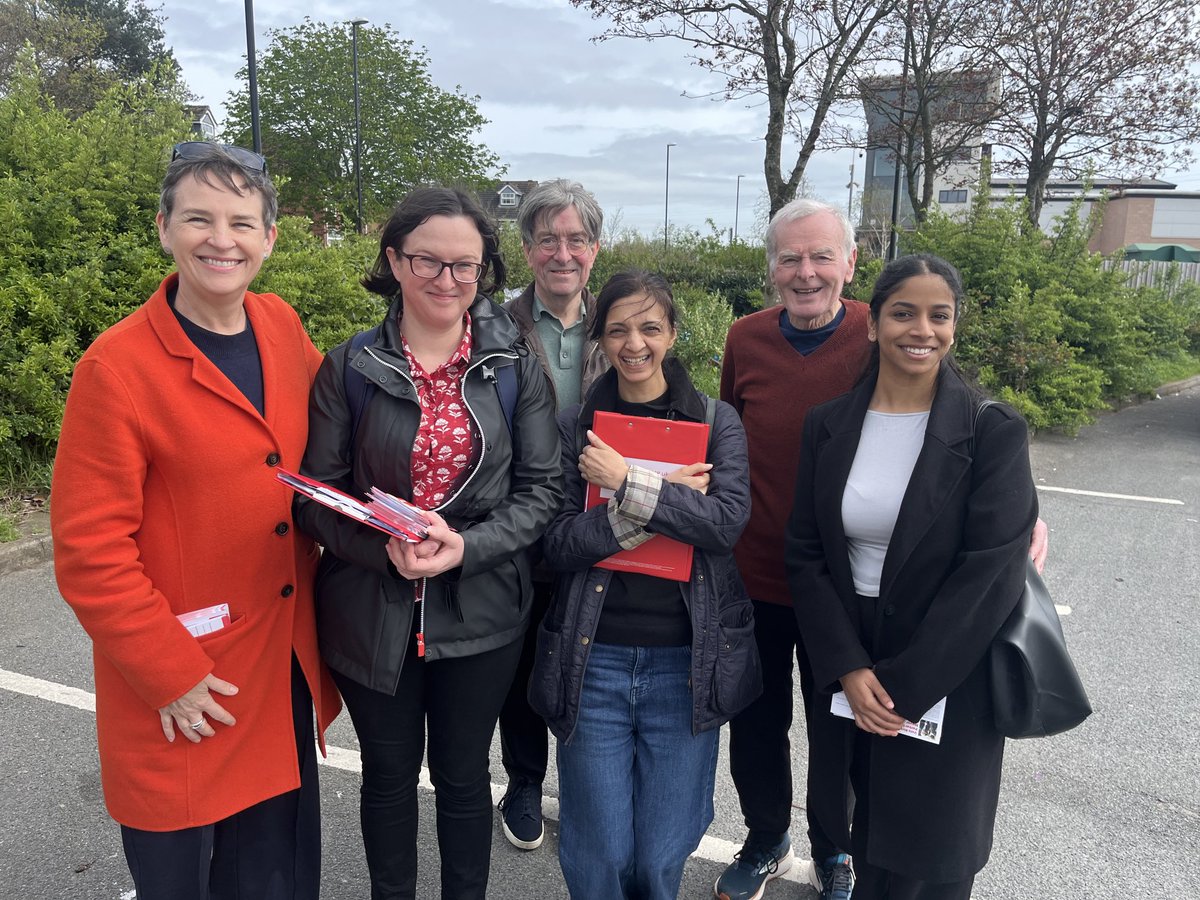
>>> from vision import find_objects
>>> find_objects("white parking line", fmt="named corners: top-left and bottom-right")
top-left (1037, 484), bottom-right (1184, 505)
top-left (0, 667), bottom-right (813, 884)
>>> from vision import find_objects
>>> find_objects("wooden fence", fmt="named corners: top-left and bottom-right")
top-left (1106, 259), bottom-right (1200, 293)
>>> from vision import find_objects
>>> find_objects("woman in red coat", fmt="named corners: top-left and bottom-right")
top-left (51, 142), bottom-right (340, 900)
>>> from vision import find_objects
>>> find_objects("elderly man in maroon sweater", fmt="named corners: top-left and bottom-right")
top-left (714, 198), bottom-right (1048, 900)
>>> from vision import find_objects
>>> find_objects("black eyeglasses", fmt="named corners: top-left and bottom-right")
top-left (399, 253), bottom-right (485, 284)
top-left (171, 142), bottom-right (268, 174)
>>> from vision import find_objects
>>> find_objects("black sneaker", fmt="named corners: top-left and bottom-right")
top-left (809, 852), bottom-right (854, 900)
top-left (713, 833), bottom-right (793, 900)
top-left (497, 778), bottom-right (544, 850)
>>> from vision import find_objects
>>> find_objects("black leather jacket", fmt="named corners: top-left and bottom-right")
top-left (529, 360), bottom-right (762, 739)
top-left (295, 294), bottom-right (563, 693)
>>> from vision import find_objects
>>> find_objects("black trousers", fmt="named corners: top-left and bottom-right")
top-left (727, 599), bottom-right (838, 861)
top-left (120, 655), bottom-right (320, 900)
top-left (334, 635), bottom-right (523, 900)
top-left (497, 578), bottom-right (553, 785)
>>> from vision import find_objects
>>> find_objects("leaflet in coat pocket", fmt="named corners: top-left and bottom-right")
top-left (831, 691), bottom-right (946, 745)
top-left (177, 603), bottom-right (231, 637)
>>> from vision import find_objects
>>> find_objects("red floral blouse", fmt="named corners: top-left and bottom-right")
top-left (401, 315), bottom-right (475, 508)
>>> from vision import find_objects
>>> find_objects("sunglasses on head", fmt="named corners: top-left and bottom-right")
top-left (171, 142), bottom-right (268, 174)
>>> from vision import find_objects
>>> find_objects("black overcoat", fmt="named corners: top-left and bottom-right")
top-left (786, 365), bottom-right (1037, 883)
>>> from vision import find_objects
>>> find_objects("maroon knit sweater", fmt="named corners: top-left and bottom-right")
top-left (720, 300), bottom-right (872, 606)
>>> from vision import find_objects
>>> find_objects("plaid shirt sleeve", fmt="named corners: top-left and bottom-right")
top-left (606, 464), bottom-right (661, 550)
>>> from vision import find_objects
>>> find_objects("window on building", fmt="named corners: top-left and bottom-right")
top-left (939, 189), bottom-right (968, 204)
top-left (499, 189), bottom-right (518, 207)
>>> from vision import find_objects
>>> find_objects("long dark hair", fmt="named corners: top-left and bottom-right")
top-left (362, 187), bottom-right (507, 299)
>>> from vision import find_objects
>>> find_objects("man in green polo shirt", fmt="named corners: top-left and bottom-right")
top-left (497, 179), bottom-right (609, 851)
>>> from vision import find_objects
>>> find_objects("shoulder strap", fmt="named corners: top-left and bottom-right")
top-left (480, 360), bottom-right (519, 440)
top-left (495, 361), bottom-right (518, 439)
top-left (344, 326), bottom-right (380, 457)
top-left (703, 394), bottom-right (717, 459)
top-left (969, 399), bottom-right (999, 458)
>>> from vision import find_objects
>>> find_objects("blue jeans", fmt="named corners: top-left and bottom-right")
top-left (557, 642), bottom-right (720, 900)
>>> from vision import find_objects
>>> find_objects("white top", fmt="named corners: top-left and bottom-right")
top-left (842, 410), bottom-right (930, 597)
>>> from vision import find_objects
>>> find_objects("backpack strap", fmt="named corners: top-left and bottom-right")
top-left (344, 326), bottom-right (380, 458)
top-left (480, 360), bottom-right (519, 440)
top-left (496, 361), bottom-right (518, 439)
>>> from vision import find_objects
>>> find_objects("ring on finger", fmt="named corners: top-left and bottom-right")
top-left (190, 720), bottom-right (204, 730)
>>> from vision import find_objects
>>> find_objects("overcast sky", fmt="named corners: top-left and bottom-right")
top-left (160, 0), bottom-right (1197, 241)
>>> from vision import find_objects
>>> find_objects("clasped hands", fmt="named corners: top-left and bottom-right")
top-left (386, 509), bottom-right (465, 579)
top-left (839, 668), bottom-right (906, 736)
top-left (579, 429), bottom-right (711, 494)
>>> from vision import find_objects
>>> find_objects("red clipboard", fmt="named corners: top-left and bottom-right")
top-left (585, 411), bottom-right (709, 582)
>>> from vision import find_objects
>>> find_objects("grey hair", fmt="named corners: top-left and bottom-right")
top-left (159, 145), bottom-right (279, 229)
top-left (765, 197), bottom-right (855, 272)
top-left (516, 178), bottom-right (604, 245)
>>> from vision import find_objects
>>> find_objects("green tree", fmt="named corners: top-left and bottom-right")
top-left (225, 19), bottom-right (501, 233)
top-left (0, 0), bottom-right (178, 112)
top-left (54, 0), bottom-right (175, 79)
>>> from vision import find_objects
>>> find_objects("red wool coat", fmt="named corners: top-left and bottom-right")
top-left (51, 274), bottom-right (341, 831)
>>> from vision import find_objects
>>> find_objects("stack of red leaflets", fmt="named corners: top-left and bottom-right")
top-left (275, 468), bottom-right (430, 542)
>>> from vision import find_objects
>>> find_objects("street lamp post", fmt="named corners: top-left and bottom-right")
top-left (733, 174), bottom-right (745, 244)
top-left (351, 19), bottom-right (368, 235)
top-left (664, 142), bottom-right (676, 250)
top-left (244, 0), bottom-right (260, 153)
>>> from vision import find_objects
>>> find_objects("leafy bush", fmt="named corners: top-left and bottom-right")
top-left (0, 67), bottom-right (181, 473)
top-left (254, 221), bottom-right (385, 352)
top-left (883, 191), bottom-right (1200, 429)
top-left (671, 283), bottom-right (733, 397)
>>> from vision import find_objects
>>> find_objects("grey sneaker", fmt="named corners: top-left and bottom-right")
top-left (809, 852), bottom-right (854, 900)
top-left (714, 833), bottom-right (793, 900)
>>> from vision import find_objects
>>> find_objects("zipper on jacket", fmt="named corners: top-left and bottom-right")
top-left (431, 350), bottom-right (517, 513)
top-left (367, 345), bottom-right (516, 657)
top-left (415, 577), bottom-right (426, 657)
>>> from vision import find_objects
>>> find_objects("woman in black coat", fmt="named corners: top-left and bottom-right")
top-left (295, 188), bottom-right (562, 900)
top-left (785, 254), bottom-right (1038, 899)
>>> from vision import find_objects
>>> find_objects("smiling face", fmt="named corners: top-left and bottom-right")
top-left (769, 212), bottom-right (857, 330)
top-left (386, 214), bottom-right (484, 338)
top-left (522, 206), bottom-right (599, 313)
top-left (868, 272), bottom-right (957, 383)
top-left (600, 293), bottom-right (678, 403)
top-left (156, 173), bottom-right (276, 314)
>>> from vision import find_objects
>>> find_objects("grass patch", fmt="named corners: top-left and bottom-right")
top-left (1143, 353), bottom-right (1200, 389)
top-left (0, 450), bottom-right (52, 542)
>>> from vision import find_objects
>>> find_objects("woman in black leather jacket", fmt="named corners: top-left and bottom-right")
top-left (295, 187), bottom-right (562, 900)
top-left (530, 269), bottom-right (761, 900)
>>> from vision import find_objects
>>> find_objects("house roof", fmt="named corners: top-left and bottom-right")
top-left (990, 176), bottom-right (1178, 191)
top-left (492, 180), bottom-right (539, 197)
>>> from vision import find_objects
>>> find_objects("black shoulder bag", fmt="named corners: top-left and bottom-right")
top-left (973, 401), bottom-right (1092, 739)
